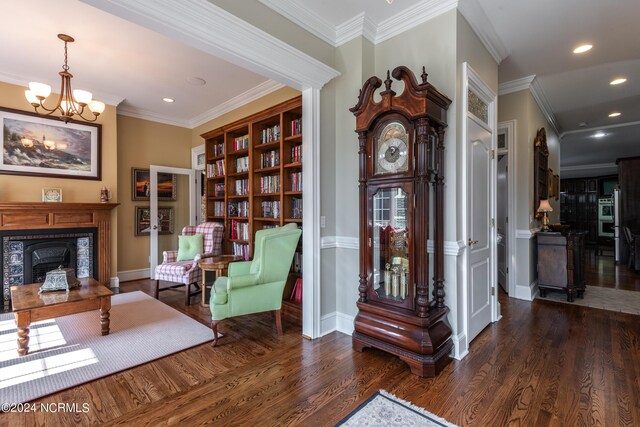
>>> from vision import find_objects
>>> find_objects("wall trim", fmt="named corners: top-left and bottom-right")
top-left (498, 75), bottom-right (535, 95)
top-left (335, 12), bottom-right (377, 46)
top-left (110, 277), bottom-right (120, 289)
top-left (82, 0), bottom-right (340, 90)
top-left (529, 78), bottom-right (560, 136)
top-left (560, 120), bottom-right (640, 138)
top-left (375, 0), bottom-right (458, 44)
top-left (427, 239), bottom-right (466, 256)
top-left (118, 268), bottom-right (150, 283)
top-left (452, 332), bottom-right (468, 360)
top-left (117, 106), bottom-right (191, 128)
top-left (561, 162), bottom-right (617, 172)
top-left (320, 312), bottom-right (337, 337)
top-left (321, 236), bottom-right (359, 250)
top-left (336, 312), bottom-right (355, 336)
top-left (515, 228), bottom-right (539, 239)
top-left (257, 0), bottom-right (337, 46)
top-left (514, 280), bottom-right (537, 301)
top-left (457, 0), bottom-right (508, 63)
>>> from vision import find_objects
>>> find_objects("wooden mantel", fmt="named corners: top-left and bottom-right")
top-left (0, 202), bottom-right (118, 286)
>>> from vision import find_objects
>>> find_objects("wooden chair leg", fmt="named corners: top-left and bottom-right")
top-left (184, 283), bottom-right (191, 306)
top-left (154, 280), bottom-right (160, 299)
top-left (275, 309), bottom-right (283, 336)
top-left (210, 320), bottom-right (221, 347)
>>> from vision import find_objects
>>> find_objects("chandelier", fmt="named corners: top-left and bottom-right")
top-left (24, 34), bottom-right (105, 124)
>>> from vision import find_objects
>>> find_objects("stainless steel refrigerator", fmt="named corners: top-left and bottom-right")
top-left (613, 188), bottom-right (621, 263)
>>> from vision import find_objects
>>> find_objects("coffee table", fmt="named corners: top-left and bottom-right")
top-left (198, 255), bottom-right (244, 307)
top-left (10, 278), bottom-right (113, 356)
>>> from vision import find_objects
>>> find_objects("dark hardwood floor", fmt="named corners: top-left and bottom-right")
top-left (3, 279), bottom-right (639, 426)
top-left (586, 247), bottom-right (640, 291)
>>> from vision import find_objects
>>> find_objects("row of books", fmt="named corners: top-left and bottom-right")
top-left (228, 201), bottom-right (249, 217)
top-left (290, 277), bottom-right (302, 304)
top-left (260, 124), bottom-right (281, 144)
top-left (230, 220), bottom-right (249, 240)
top-left (211, 201), bottom-right (225, 217)
top-left (232, 242), bottom-right (250, 261)
top-left (211, 143), bottom-right (224, 156)
top-left (261, 201), bottom-right (281, 218)
top-left (260, 175), bottom-right (280, 194)
top-left (236, 156), bottom-right (249, 173)
top-left (291, 145), bottom-right (302, 163)
top-left (212, 183), bottom-right (225, 197)
top-left (293, 251), bottom-right (302, 273)
top-left (291, 172), bottom-right (302, 192)
top-left (260, 150), bottom-right (280, 168)
top-left (233, 134), bottom-right (249, 151)
top-left (291, 197), bottom-right (302, 219)
top-left (207, 160), bottom-right (225, 177)
top-left (234, 179), bottom-right (249, 196)
top-left (290, 118), bottom-right (302, 136)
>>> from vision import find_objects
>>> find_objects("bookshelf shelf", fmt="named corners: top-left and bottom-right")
top-left (203, 95), bottom-right (303, 309)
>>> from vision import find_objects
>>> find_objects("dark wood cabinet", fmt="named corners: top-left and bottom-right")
top-left (350, 66), bottom-right (452, 377)
top-left (537, 231), bottom-right (586, 302)
top-left (560, 177), bottom-right (605, 245)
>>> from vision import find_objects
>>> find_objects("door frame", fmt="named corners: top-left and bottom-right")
top-left (460, 63), bottom-right (500, 353)
top-left (497, 120), bottom-right (517, 296)
top-left (191, 144), bottom-right (206, 225)
top-left (149, 165), bottom-right (196, 279)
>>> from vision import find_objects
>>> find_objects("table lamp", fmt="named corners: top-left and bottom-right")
top-left (537, 199), bottom-right (553, 231)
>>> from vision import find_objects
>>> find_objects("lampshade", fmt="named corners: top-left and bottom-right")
top-left (537, 199), bottom-right (553, 213)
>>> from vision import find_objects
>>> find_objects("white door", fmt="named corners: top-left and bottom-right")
top-left (467, 116), bottom-right (494, 342)
top-left (150, 165), bottom-right (196, 279)
top-left (497, 154), bottom-right (508, 293)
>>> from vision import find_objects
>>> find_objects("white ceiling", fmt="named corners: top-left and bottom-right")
top-left (0, 0), bottom-right (274, 128)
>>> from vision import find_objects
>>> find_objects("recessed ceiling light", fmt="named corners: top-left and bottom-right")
top-left (162, 97), bottom-right (175, 103)
top-left (593, 132), bottom-right (606, 138)
top-left (610, 78), bottom-right (627, 85)
top-left (577, 122), bottom-right (588, 127)
top-left (608, 112), bottom-right (621, 117)
top-left (186, 77), bottom-right (206, 86)
top-left (573, 44), bottom-right (592, 54)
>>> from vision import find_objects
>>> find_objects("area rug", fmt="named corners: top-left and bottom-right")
top-left (0, 291), bottom-right (214, 403)
top-left (536, 286), bottom-right (640, 315)
top-left (336, 390), bottom-right (458, 427)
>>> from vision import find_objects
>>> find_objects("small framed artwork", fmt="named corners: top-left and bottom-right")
top-left (131, 168), bottom-right (177, 201)
top-left (547, 168), bottom-right (555, 199)
top-left (135, 206), bottom-right (175, 236)
top-left (42, 187), bottom-right (63, 202)
top-left (0, 107), bottom-right (101, 180)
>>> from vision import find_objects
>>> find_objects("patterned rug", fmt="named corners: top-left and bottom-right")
top-left (536, 286), bottom-right (640, 315)
top-left (336, 390), bottom-right (458, 427)
top-left (0, 291), bottom-right (214, 403)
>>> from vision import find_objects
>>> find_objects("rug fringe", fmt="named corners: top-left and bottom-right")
top-left (379, 389), bottom-right (459, 427)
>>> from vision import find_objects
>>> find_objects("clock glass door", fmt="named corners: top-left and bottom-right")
top-left (372, 186), bottom-right (411, 303)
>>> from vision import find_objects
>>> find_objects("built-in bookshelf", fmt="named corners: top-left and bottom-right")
top-left (202, 96), bottom-right (303, 307)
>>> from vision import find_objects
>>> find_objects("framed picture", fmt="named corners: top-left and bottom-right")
top-left (42, 187), bottom-right (63, 202)
top-left (131, 168), bottom-right (177, 201)
top-left (135, 206), bottom-right (174, 236)
top-left (547, 168), bottom-right (555, 199)
top-left (0, 107), bottom-right (101, 180)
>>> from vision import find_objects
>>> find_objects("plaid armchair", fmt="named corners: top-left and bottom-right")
top-left (154, 222), bottom-right (224, 305)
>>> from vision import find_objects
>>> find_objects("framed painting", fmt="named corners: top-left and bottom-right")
top-left (0, 107), bottom-right (101, 180)
top-left (135, 206), bottom-right (174, 236)
top-left (131, 168), bottom-right (177, 201)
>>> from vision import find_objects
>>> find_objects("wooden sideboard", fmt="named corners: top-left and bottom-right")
top-left (537, 231), bottom-right (586, 302)
top-left (0, 202), bottom-right (118, 286)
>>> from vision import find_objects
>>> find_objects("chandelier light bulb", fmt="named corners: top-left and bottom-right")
top-left (89, 100), bottom-right (106, 114)
top-left (72, 89), bottom-right (93, 106)
top-left (25, 90), bottom-right (39, 105)
top-left (28, 82), bottom-right (51, 99)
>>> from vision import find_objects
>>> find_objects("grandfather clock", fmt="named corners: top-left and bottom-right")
top-left (349, 66), bottom-right (453, 377)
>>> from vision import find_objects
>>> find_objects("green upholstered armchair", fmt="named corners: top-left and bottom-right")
top-left (209, 223), bottom-right (301, 346)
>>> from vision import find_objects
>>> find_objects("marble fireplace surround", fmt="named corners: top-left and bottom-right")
top-left (0, 202), bottom-right (117, 295)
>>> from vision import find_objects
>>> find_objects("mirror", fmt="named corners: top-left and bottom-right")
top-left (533, 127), bottom-right (549, 219)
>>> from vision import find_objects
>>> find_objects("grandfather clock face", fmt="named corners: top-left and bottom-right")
top-left (375, 121), bottom-right (409, 175)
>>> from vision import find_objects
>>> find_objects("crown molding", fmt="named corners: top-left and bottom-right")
top-left (529, 78), bottom-right (560, 136)
top-left (560, 120), bottom-right (640, 138)
top-left (189, 80), bottom-right (285, 128)
top-left (117, 105), bottom-right (191, 128)
top-left (257, 0), bottom-right (337, 47)
top-left (560, 163), bottom-right (617, 172)
top-left (458, 0), bottom-right (508, 63)
top-left (336, 12), bottom-right (377, 46)
top-left (81, 0), bottom-right (340, 90)
top-left (498, 75), bottom-right (536, 95)
top-left (375, 0), bottom-right (458, 44)
top-left (0, 71), bottom-right (125, 107)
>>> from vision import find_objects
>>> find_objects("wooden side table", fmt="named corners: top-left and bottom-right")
top-left (198, 255), bottom-right (244, 307)
top-left (10, 278), bottom-right (113, 356)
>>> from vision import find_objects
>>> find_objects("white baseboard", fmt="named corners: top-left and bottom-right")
top-left (320, 311), bottom-right (355, 337)
top-left (118, 268), bottom-right (150, 283)
top-left (514, 280), bottom-right (537, 301)
top-left (452, 332), bottom-right (468, 360)
top-left (110, 277), bottom-right (120, 288)
top-left (320, 312), bottom-right (337, 336)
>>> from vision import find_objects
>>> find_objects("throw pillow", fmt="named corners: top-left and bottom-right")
top-left (177, 234), bottom-right (204, 261)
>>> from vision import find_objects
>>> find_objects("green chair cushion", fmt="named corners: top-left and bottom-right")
top-left (177, 234), bottom-right (203, 261)
top-left (210, 277), bottom-right (228, 305)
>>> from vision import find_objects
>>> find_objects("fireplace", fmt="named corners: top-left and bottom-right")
top-left (0, 202), bottom-right (117, 311)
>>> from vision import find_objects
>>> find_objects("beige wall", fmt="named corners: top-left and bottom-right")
top-left (117, 115), bottom-right (192, 271)
top-left (0, 80), bottom-right (119, 276)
